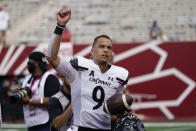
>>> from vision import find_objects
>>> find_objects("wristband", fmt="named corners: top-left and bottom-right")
top-left (40, 98), bottom-right (43, 104)
top-left (54, 23), bottom-right (65, 35)
top-left (57, 23), bottom-right (65, 28)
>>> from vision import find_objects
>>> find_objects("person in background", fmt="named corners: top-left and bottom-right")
top-left (0, 5), bottom-right (10, 45)
top-left (48, 77), bottom-right (72, 131)
top-left (149, 20), bottom-right (163, 40)
top-left (18, 51), bottom-right (60, 131)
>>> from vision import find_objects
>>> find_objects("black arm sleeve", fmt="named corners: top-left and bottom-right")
top-left (48, 97), bottom-right (63, 121)
top-left (44, 74), bottom-right (60, 97)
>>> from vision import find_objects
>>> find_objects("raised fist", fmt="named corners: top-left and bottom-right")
top-left (57, 8), bottom-right (71, 26)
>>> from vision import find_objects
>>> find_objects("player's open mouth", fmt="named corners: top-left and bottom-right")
top-left (102, 54), bottom-right (108, 59)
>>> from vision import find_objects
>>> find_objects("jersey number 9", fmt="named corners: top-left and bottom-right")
top-left (92, 86), bottom-right (105, 110)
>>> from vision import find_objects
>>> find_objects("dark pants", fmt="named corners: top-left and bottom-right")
top-left (78, 126), bottom-right (111, 131)
top-left (28, 127), bottom-right (49, 131)
top-left (28, 122), bottom-right (50, 131)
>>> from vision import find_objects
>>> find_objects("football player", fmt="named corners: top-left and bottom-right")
top-left (46, 8), bottom-right (129, 131)
top-left (48, 77), bottom-right (72, 131)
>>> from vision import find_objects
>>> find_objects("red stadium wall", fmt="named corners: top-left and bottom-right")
top-left (0, 41), bottom-right (196, 121)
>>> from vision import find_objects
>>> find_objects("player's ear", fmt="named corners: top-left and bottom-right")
top-left (90, 48), bottom-right (94, 57)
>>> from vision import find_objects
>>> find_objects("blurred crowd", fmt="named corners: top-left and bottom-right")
top-left (0, 77), bottom-right (24, 122)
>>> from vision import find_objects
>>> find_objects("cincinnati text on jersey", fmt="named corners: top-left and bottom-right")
top-left (89, 77), bottom-right (111, 86)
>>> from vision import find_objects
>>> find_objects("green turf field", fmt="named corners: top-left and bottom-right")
top-left (146, 126), bottom-right (195, 131)
top-left (145, 122), bottom-right (196, 131)
top-left (1, 122), bottom-right (196, 131)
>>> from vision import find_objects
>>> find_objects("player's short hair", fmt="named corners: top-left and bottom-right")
top-left (92, 34), bottom-right (112, 48)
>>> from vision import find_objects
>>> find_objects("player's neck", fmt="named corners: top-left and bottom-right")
top-left (93, 59), bottom-right (109, 73)
top-left (98, 63), bottom-right (109, 73)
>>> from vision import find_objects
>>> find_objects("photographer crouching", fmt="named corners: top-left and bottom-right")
top-left (11, 51), bottom-right (60, 131)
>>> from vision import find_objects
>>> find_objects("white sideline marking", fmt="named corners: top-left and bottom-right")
top-left (2, 129), bottom-right (19, 131)
top-left (2, 124), bottom-right (27, 128)
top-left (155, 127), bottom-right (194, 131)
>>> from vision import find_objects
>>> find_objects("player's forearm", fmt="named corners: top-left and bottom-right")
top-left (47, 7), bottom-right (71, 68)
top-left (52, 105), bottom-right (72, 129)
top-left (52, 35), bottom-right (61, 58)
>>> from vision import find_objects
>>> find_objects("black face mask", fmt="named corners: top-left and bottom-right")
top-left (27, 62), bottom-right (36, 74)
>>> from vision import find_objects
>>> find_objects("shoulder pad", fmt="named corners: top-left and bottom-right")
top-left (70, 56), bottom-right (89, 71)
top-left (113, 65), bottom-right (129, 85)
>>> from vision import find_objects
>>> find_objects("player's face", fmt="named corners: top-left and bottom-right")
top-left (91, 37), bottom-right (112, 65)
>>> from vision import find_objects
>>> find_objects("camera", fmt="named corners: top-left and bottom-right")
top-left (10, 87), bottom-right (32, 103)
